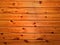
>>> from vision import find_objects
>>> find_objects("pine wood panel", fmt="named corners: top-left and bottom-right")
top-left (0, 14), bottom-right (60, 21)
top-left (0, 0), bottom-right (60, 45)
top-left (0, 1), bottom-right (60, 7)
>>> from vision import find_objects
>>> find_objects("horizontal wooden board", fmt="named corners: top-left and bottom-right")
top-left (0, 0), bottom-right (60, 2)
top-left (0, 14), bottom-right (60, 21)
top-left (0, 27), bottom-right (60, 33)
top-left (0, 7), bottom-right (60, 14)
top-left (0, 21), bottom-right (60, 26)
top-left (0, 40), bottom-right (60, 45)
top-left (0, 1), bottom-right (60, 7)
top-left (0, 33), bottom-right (60, 40)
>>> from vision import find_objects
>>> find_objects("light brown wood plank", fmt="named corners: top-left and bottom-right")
top-left (0, 1), bottom-right (60, 7)
top-left (0, 14), bottom-right (60, 21)
top-left (0, 21), bottom-right (60, 26)
top-left (0, 27), bottom-right (59, 33)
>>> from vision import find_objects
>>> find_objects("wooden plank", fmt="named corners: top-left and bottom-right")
top-left (0, 7), bottom-right (60, 14)
top-left (0, 33), bottom-right (60, 40)
top-left (0, 21), bottom-right (60, 26)
top-left (0, 0), bottom-right (60, 2)
top-left (0, 14), bottom-right (60, 21)
top-left (0, 1), bottom-right (60, 7)
top-left (0, 27), bottom-right (60, 34)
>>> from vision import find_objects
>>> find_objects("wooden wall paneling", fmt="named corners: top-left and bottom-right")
top-left (0, 0), bottom-right (60, 45)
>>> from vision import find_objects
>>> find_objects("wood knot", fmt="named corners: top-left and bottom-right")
top-left (24, 40), bottom-right (29, 43)
top-left (39, 1), bottom-right (42, 4)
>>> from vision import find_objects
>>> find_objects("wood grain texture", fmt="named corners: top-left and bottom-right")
top-left (0, 0), bottom-right (60, 45)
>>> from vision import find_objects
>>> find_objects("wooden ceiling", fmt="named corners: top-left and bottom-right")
top-left (0, 0), bottom-right (60, 45)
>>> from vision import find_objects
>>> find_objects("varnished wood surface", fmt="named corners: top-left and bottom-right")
top-left (0, 0), bottom-right (60, 45)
